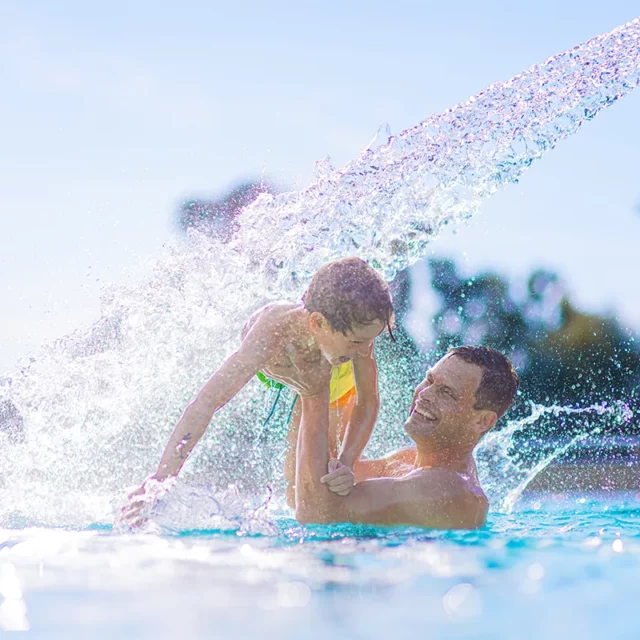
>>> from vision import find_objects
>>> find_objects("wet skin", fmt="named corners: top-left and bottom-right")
top-left (295, 354), bottom-right (498, 530)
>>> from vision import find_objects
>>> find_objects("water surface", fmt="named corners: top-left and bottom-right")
top-left (1, 492), bottom-right (638, 638)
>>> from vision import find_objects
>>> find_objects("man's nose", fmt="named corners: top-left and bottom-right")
top-left (417, 386), bottom-right (432, 401)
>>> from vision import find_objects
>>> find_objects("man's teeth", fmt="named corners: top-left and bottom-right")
top-left (415, 406), bottom-right (437, 420)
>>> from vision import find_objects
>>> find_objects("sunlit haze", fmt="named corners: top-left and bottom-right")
top-left (1, 0), bottom-right (639, 372)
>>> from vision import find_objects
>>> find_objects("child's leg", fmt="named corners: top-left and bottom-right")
top-left (284, 391), bottom-right (356, 509)
top-left (328, 393), bottom-right (357, 459)
top-left (284, 397), bottom-right (301, 509)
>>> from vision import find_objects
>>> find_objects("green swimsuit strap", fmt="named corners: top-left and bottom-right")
top-left (256, 371), bottom-right (285, 390)
top-left (257, 373), bottom-right (297, 440)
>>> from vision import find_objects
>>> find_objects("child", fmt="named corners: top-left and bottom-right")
top-left (121, 257), bottom-right (394, 522)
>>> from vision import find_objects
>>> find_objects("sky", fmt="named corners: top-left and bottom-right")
top-left (1, 0), bottom-right (639, 372)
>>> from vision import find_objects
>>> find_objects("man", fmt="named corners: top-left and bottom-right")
top-left (296, 346), bottom-right (519, 529)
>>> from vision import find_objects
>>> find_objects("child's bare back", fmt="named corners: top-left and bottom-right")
top-left (241, 302), bottom-right (333, 398)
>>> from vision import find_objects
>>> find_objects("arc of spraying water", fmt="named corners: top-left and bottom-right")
top-left (234, 17), bottom-right (640, 291)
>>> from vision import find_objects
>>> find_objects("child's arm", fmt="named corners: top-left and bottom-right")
top-left (154, 348), bottom-right (266, 481)
top-left (120, 313), bottom-right (278, 523)
top-left (337, 348), bottom-right (379, 469)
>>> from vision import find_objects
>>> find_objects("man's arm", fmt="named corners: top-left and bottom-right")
top-left (337, 349), bottom-right (379, 468)
top-left (351, 446), bottom-right (417, 482)
top-left (295, 388), bottom-right (333, 521)
top-left (295, 398), bottom-right (482, 529)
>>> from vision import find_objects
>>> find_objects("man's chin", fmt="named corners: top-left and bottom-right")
top-left (404, 412), bottom-right (438, 439)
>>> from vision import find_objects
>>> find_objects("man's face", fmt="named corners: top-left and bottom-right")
top-left (404, 355), bottom-right (486, 445)
top-left (314, 317), bottom-right (385, 366)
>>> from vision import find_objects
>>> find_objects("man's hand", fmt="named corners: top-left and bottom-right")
top-left (321, 458), bottom-right (355, 496)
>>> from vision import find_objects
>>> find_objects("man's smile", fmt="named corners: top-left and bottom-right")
top-left (413, 401), bottom-right (439, 422)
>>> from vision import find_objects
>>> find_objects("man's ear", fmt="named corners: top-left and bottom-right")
top-left (473, 410), bottom-right (497, 435)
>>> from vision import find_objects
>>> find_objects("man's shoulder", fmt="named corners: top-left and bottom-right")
top-left (410, 466), bottom-right (484, 497)
top-left (350, 462), bottom-right (487, 529)
top-left (404, 465), bottom-right (462, 486)
top-left (408, 467), bottom-right (488, 527)
top-left (383, 447), bottom-right (418, 475)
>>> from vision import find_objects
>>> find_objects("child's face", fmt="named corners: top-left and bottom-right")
top-left (313, 316), bottom-right (385, 366)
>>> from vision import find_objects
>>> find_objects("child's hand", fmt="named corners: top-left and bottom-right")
top-left (321, 459), bottom-right (355, 496)
top-left (116, 481), bottom-right (151, 531)
top-left (116, 476), bottom-right (174, 531)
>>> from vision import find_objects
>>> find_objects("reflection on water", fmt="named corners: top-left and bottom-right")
top-left (0, 494), bottom-right (639, 637)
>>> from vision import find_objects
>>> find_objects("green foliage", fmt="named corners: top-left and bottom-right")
top-left (426, 258), bottom-right (640, 430)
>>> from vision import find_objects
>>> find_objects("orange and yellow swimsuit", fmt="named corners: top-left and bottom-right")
top-left (257, 361), bottom-right (356, 408)
top-left (329, 361), bottom-right (356, 409)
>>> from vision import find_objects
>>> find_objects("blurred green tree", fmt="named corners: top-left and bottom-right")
top-left (426, 258), bottom-right (640, 432)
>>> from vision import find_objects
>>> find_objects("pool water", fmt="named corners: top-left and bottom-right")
top-left (1, 492), bottom-right (638, 638)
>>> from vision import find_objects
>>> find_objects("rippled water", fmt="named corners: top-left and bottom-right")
top-left (1, 493), bottom-right (639, 637)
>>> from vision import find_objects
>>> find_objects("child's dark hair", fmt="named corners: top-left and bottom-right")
top-left (302, 257), bottom-right (394, 337)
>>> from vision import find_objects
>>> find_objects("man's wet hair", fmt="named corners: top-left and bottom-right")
top-left (302, 257), bottom-right (394, 336)
top-left (447, 345), bottom-right (520, 420)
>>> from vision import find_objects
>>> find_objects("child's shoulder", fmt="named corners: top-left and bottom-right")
top-left (253, 300), bottom-right (300, 324)
top-left (242, 301), bottom-right (301, 338)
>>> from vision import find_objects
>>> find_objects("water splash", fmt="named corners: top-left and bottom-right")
top-left (478, 400), bottom-right (635, 513)
top-left (234, 17), bottom-right (640, 285)
top-left (1, 18), bottom-right (639, 527)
